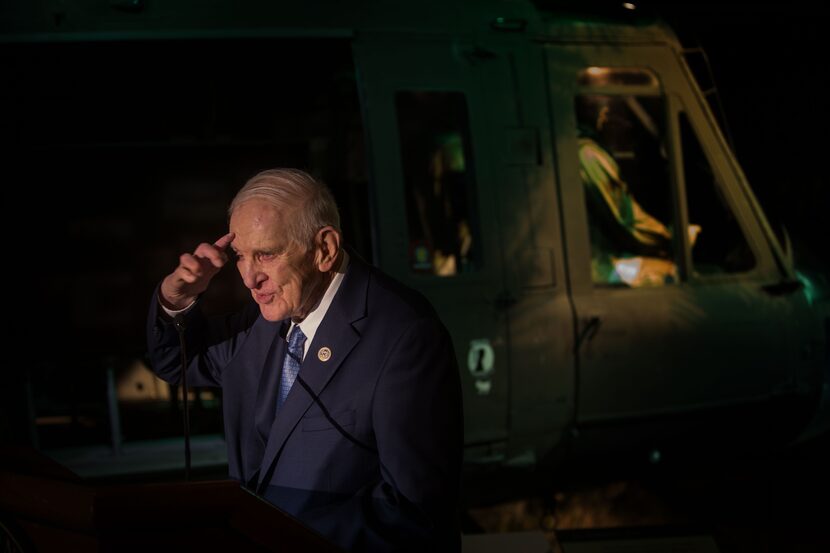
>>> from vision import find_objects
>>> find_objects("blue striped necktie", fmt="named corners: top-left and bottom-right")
top-left (278, 325), bottom-right (306, 411)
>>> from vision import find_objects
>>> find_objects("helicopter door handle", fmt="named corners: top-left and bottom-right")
top-left (575, 316), bottom-right (601, 352)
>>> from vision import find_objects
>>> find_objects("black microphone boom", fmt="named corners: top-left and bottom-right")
top-left (173, 313), bottom-right (191, 481)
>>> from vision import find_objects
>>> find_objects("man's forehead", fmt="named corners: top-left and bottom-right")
top-left (229, 200), bottom-right (287, 249)
top-left (229, 230), bottom-right (286, 251)
top-left (230, 199), bottom-right (283, 224)
top-left (229, 223), bottom-right (287, 253)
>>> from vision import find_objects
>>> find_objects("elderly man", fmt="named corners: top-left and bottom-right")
top-left (147, 169), bottom-right (463, 551)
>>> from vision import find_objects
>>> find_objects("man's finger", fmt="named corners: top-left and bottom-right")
top-left (194, 242), bottom-right (228, 269)
top-left (214, 232), bottom-right (235, 250)
top-left (179, 271), bottom-right (198, 284)
top-left (199, 246), bottom-right (228, 269)
top-left (179, 254), bottom-right (201, 274)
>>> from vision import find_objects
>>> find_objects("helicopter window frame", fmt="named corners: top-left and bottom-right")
top-left (393, 89), bottom-right (483, 278)
top-left (674, 106), bottom-right (759, 279)
top-left (574, 66), bottom-right (684, 289)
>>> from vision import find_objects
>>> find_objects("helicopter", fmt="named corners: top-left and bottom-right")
top-left (1, 0), bottom-right (826, 507)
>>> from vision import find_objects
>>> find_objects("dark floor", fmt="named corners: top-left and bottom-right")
top-left (468, 432), bottom-right (830, 552)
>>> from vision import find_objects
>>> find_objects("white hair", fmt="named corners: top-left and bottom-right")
top-left (228, 168), bottom-right (341, 250)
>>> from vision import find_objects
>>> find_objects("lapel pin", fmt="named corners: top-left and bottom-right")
top-left (318, 347), bottom-right (332, 362)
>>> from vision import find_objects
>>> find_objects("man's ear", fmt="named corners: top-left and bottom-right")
top-left (315, 226), bottom-right (341, 272)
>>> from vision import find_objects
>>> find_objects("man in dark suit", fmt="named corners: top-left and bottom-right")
top-left (147, 168), bottom-right (463, 551)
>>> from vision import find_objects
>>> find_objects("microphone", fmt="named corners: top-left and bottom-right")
top-left (173, 313), bottom-right (191, 481)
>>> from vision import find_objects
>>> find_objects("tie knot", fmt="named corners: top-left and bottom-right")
top-left (288, 325), bottom-right (306, 352)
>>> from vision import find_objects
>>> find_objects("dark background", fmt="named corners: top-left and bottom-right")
top-left (0, 0), bottom-right (827, 447)
top-left (0, 3), bottom-right (827, 551)
top-left (0, 0), bottom-right (826, 467)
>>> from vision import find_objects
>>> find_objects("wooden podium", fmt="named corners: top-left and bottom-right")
top-left (0, 446), bottom-right (343, 552)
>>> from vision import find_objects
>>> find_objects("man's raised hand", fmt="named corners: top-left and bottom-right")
top-left (159, 232), bottom-right (235, 310)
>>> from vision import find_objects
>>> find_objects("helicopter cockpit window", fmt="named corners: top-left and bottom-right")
top-left (575, 67), bottom-right (679, 287)
top-left (680, 113), bottom-right (756, 275)
top-left (395, 91), bottom-right (480, 276)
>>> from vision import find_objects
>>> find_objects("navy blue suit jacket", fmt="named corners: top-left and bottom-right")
top-left (147, 254), bottom-right (463, 551)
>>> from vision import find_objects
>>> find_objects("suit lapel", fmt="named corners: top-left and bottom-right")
top-left (256, 255), bottom-right (370, 491)
top-left (253, 319), bottom-right (290, 446)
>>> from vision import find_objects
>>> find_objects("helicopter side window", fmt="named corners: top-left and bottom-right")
top-left (395, 91), bottom-right (480, 276)
top-left (679, 113), bottom-right (756, 275)
top-left (575, 69), bottom-right (679, 287)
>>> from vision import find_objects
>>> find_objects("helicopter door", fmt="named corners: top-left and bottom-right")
top-left (547, 44), bottom-right (791, 429)
top-left (354, 36), bottom-right (510, 447)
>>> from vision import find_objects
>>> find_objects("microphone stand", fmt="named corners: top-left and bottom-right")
top-left (173, 314), bottom-right (191, 481)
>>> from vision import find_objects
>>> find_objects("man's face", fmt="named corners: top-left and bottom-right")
top-left (229, 199), bottom-right (321, 322)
